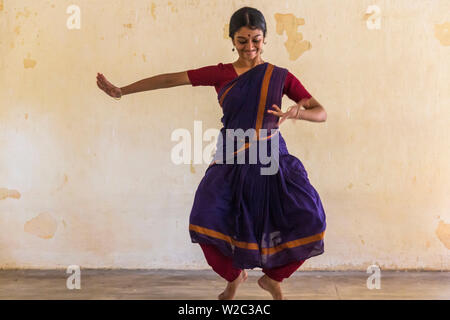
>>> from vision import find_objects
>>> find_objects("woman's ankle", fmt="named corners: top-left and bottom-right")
top-left (263, 273), bottom-right (283, 283)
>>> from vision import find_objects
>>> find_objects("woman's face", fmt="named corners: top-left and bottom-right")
top-left (232, 26), bottom-right (265, 60)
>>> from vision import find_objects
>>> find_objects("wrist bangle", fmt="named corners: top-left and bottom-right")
top-left (296, 106), bottom-right (302, 120)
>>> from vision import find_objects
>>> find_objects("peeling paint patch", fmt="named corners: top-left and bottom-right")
top-left (435, 220), bottom-right (450, 249)
top-left (190, 162), bottom-right (195, 174)
top-left (434, 22), bottom-right (450, 46)
top-left (347, 183), bottom-right (353, 189)
top-left (16, 7), bottom-right (31, 19)
top-left (123, 23), bottom-right (132, 28)
top-left (168, 1), bottom-right (178, 13)
top-left (274, 13), bottom-right (311, 60)
top-left (223, 23), bottom-right (229, 39)
top-left (24, 53), bottom-right (36, 69)
top-left (0, 0), bottom-right (3, 12)
top-left (142, 54), bottom-right (146, 62)
top-left (56, 174), bottom-right (69, 191)
top-left (150, 2), bottom-right (156, 20)
top-left (24, 113), bottom-right (28, 119)
top-left (358, 235), bottom-right (365, 245)
top-left (14, 26), bottom-right (20, 35)
top-left (0, 188), bottom-right (21, 200)
top-left (363, 12), bottom-right (372, 21)
top-left (24, 212), bottom-right (58, 239)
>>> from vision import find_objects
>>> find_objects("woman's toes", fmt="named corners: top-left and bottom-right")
top-left (257, 275), bottom-right (283, 300)
top-left (218, 271), bottom-right (247, 300)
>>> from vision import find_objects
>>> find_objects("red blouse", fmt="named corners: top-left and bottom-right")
top-left (187, 63), bottom-right (312, 103)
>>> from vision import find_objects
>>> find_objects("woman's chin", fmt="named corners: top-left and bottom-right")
top-left (242, 52), bottom-right (258, 59)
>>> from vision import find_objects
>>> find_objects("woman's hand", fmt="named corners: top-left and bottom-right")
top-left (96, 73), bottom-right (122, 99)
top-left (267, 98), bottom-right (310, 126)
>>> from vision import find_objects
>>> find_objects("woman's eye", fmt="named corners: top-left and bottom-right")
top-left (238, 40), bottom-right (260, 44)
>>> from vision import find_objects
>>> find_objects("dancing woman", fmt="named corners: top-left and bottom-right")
top-left (97, 7), bottom-right (327, 300)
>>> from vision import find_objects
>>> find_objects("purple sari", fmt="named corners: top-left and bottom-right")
top-left (189, 62), bottom-right (326, 269)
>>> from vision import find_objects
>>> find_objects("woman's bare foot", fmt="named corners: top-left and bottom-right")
top-left (257, 275), bottom-right (284, 300)
top-left (218, 270), bottom-right (248, 300)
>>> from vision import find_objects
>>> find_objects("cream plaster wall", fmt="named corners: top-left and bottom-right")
top-left (0, 0), bottom-right (449, 270)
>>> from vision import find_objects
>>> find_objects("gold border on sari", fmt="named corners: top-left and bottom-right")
top-left (209, 63), bottom-right (277, 167)
top-left (190, 223), bottom-right (325, 256)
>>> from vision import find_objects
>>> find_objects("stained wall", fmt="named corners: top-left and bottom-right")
top-left (0, 0), bottom-right (449, 270)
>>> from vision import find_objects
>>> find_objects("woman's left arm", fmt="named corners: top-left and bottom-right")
top-left (297, 97), bottom-right (327, 122)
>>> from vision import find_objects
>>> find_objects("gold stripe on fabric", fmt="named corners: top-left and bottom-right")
top-left (261, 231), bottom-right (326, 255)
top-left (255, 63), bottom-right (274, 139)
top-left (219, 82), bottom-right (237, 107)
top-left (212, 64), bottom-right (276, 164)
top-left (190, 224), bottom-right (326, 256)
top-left (189, 224), bottom-right (259, 250)
top-left (257, 128), bottom-right (279, 141)
top-left (207, 127), bottom-right (277, 167)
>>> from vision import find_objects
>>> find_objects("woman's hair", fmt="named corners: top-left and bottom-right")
top-left (229, 7), bottom-right (267, 39)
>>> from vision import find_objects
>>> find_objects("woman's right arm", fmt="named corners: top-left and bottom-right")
top-left (120, 71), bottom-right (191, 96)
top-left (96, 71), bottom-right (191, 98)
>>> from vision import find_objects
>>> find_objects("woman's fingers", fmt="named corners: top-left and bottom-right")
top-left (97, 73), bottom-right (110, 86)
top-left (97, 80), bottom-right (113, 97)
top-left (101, 75), bottom-right (114, 88)
top-left (272, 104), bottom-right (281, 111)
top-left (97, 80), bottom-right (106, 92)
top-left (267, 104), bottom-right (283, 116)
top-left (97, 81), bottom-right (104, 91)
top-left (98, 80), bottom-right (109, 93)
top-left (96, 73), bottom-right (119, 98)
top-left (97, 73), bottom-right (111, 96)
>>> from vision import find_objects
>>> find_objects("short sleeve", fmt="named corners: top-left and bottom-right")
top-left (283, 71), bottom-right (312, 103)
top-left (187, 64), bottom-right (222, 87)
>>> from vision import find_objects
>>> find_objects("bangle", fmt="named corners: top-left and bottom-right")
top-left (295, 105), bottom-right (302, 120)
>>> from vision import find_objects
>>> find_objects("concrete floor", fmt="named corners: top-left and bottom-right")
top-left (0, 269), bottom-right (448, 300)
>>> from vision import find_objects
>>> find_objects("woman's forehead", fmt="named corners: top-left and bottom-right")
top-left (235, 27), bottom-right (263, 37)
